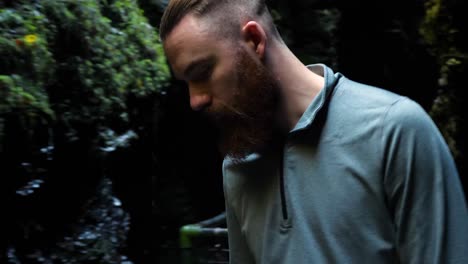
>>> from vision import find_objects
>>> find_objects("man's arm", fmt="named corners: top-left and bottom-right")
top-left (382, 98), bottom-right (468, 263)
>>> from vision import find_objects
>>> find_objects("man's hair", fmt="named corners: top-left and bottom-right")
top-left (159, 0), bottom-right (280, 42)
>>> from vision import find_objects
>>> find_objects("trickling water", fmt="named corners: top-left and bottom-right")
top-left (16, 179), bottom-right (44, 196)
top-left (100, 129), bottom-right (138, 153)
top-left (8, 178), bottom-right (132, 263)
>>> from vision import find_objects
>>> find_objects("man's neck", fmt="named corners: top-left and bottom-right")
top-left (267, 44), bottom-right (325, 133)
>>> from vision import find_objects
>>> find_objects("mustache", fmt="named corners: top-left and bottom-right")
top-left (207, 99), bottom-right (253, 121)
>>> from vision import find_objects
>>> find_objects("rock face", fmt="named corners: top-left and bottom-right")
top-left (420, 0), bottom-right (468, 192)
top-left (0, 0), bottom-right (168, 262)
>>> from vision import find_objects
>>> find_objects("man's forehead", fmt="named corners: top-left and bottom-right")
top-left (164, 15), bottom-right (209, 53)
top-left (164, 16), bottom-right (212, 65)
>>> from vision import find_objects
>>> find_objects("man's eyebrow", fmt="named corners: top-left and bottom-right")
top-left (183, 56), bottom-right (216, 79)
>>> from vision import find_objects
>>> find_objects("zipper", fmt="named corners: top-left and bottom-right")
top-left (279, 145), bottom-right (292, 231)
top-left (279, 150), bottom-right (288, 220)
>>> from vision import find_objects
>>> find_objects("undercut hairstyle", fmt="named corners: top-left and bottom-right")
top-left (159, 0), bottom-right (281, 42)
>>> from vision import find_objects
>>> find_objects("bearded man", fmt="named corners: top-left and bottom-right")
top-left (159, 0), bottom-right (468, 263)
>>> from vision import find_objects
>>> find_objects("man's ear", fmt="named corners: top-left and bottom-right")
top-left (241, 21), bottom-right (267, 59)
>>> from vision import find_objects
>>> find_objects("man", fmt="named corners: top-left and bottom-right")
top-left (159, 0), bottom-right (468, 263)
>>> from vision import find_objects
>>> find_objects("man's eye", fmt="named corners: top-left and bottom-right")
top-left (190, 66), bottom-right (213, 82)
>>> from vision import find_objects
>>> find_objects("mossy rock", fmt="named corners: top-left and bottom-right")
top-left (1, 0), bottom-right (169, 262)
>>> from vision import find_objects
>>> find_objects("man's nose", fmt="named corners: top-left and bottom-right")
top-left (189, 86), bottom-right (212, 111)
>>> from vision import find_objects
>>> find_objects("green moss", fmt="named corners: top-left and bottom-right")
top-left (0, 5), bottom-right (56, 148)
top-left (421, 0), bottom-right (467, 161)
top-left (1, 0), bottom-right (170, 261)
top-left (1, 0), bottom-right (169, 150)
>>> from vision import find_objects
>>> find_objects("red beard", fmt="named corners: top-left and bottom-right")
top-left (205, 48), bottom-right (280, 162)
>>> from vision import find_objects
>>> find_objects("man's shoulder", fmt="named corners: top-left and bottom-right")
top-left (323, 77), bottom-right (408, 129)
top-left (381, 96), bottom-right (439, 138)
top-left (335, 77), bottom-right (439, 142)
top-left (334, 77), bottom-right (404, 109)
top-left (329, 77), bottom-right (431, 127)
top-left (338, 78), bottom-right (434, 132)
top-left (316, 76), bottom-right (435, 146)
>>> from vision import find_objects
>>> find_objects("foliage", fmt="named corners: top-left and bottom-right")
top-left (420, 0), bottom-right (467, 162)
top-left (0, 0), bottom-right (169, 262)
top-left (0, 0), bottom-right (169, 148)
top-left (136, 0), bottom-right (168, 27)
top-left (0, 6), bottom-right (55, 149)
top-left (420, 0), bottom-right (466, 86)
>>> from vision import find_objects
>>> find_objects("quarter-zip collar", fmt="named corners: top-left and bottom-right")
top-left (289, 63), bottom-right (341, 134)
top-left (277, 64), bottom-right (340, 232)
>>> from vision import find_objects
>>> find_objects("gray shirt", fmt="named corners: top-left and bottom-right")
top-left (223, 64), bottom-right (468, 264)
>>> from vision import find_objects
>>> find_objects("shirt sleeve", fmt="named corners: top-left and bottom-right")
top-left (381, 97), bottom-right (468, 263)
top-left (223, 162), bottom-right (256, 264)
